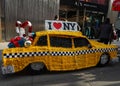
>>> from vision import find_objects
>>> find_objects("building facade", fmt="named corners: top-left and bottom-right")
top-left (0, 0), bottom-right (60, 41)
top-left (60, 0), bottom-right (109, 38)
top-left (0, 0), bottom-right (119, 41)
top-left (107, 0), bottom-right (118, 24)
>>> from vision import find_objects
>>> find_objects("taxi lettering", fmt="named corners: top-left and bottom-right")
top-left (45, 20), bottom-right (80, 31)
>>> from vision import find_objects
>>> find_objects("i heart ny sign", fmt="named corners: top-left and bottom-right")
top-left (45, 20), bottom-right (81, 31)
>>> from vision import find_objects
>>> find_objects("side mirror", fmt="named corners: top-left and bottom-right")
top-left (88, 44), bottom-right (92, 48)
top-left (24, 40), bottom-right (32, 47)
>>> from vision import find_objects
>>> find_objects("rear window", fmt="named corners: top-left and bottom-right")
top-left (36, 35), bottom-right (47, 46)
top-left (50, 36), bottom-right (72, 48)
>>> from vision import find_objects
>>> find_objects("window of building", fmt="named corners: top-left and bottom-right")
top-left (50, 36), bottom-right (72, 48)
top-left (36, 35), bottom-right (47, 46)
top-left (74, 37), bottom-right (90, 48)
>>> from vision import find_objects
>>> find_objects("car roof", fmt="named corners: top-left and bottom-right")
top-left (36, 31), bottom-right (85, 37)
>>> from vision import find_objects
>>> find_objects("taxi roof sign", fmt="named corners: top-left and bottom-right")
top-left (45, 20), bottom-right (81, 31)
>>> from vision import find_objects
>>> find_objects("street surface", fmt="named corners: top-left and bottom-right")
top-left (0, 61), bottom-right (120, 86)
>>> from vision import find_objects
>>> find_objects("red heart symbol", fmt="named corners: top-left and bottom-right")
top-left (53, 22), bottom-right (62, 30)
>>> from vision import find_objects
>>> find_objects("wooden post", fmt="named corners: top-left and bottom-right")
top-left (76, 8), bottom-right (79, 22)
top-left (0, 0), bottom-right (2, 42)
top-left (75, 0), bottom-right (79, 22)
top-left (82, 6), bottom-right (86, 33)
top-left (0, 18), bottom-right (1, 42)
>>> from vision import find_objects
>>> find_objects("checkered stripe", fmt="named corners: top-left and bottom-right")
top-left (3, 48), bottom-right (117, 58)
top-left (50, 51), bottom-right (75, 56)
top-left (3, 51), bottom-right (49, 58)
top-left (50, 48), bottom-right (117, 56)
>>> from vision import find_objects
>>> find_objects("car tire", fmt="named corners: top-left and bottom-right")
top-left (28, 62), bottom-right (46, 74)
top-left (98, 53), bottom-right (110, 67)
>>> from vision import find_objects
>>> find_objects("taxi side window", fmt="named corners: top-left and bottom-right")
top-left (74, 38), bottom-right (90, 48)
top-left (36, 35), bottom-right (47, 46)
top-left (50, 36), bottom-right (72, 48)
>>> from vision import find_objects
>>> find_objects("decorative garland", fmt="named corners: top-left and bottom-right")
top-left (8, 20), bottom-right (34, 48)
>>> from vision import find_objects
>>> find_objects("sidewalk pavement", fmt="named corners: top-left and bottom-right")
top-left (0, 40), bottom-right (120, 50)
top-left (112, 40), bottom-right (120, 45)
top-left (0, 42), bottom-right (9, 50)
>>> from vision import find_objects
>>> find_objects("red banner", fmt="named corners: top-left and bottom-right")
top-left (80, 0), bottom-right (106, 5)
top-left (112, 0), bottom-right (120, 11)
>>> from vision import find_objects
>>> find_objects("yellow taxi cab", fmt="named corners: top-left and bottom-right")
top-left (1, 20), bottom-right (118, 75)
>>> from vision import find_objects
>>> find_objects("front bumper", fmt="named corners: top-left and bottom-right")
top-left (1, 65), bottom-right (15, 75)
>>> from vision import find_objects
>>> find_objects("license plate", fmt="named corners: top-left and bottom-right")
top-left (2, 65), bottom-right (14, 75)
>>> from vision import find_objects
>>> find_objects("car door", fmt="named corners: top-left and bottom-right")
top-left (74, 37), bottom-right (97, 69)
top-left (35, 35), bottom-right (50, 63)
top-left (49, 35), bottom-right (76, 71)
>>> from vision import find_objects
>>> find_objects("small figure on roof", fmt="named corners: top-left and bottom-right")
top-left (54, 15), bottom-right (59, 20)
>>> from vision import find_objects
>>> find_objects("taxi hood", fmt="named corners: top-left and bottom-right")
top-left (89, 40), bottom-right (118, 48)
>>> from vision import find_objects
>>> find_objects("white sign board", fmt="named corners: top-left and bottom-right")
top-left (45, 20), bottom-right (81, 31)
